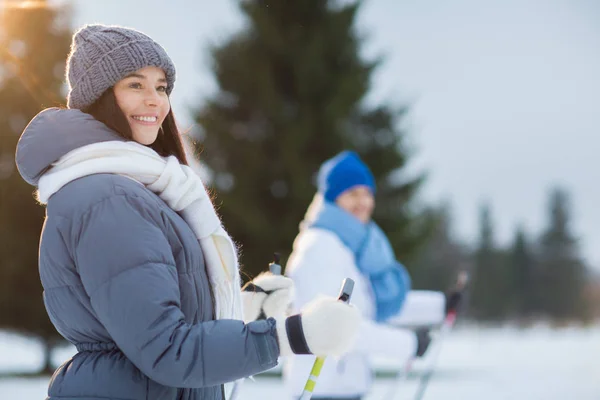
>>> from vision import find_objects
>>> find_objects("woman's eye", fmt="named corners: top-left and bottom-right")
top-left (128, 82), bottom-right (142, 89)
top-left (157, 85), bottom-right (167, 93)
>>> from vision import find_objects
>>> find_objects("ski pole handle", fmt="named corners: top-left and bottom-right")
top-left (299, 278), bottom-right (354, 400)
top-left (257, 253), bottom-right (282, 320)
top-left (336, 279), bottom-right (354, 303)
top-left (269, 252), bottom-right (282, 275)
top-left (243, 252), bottom-right (283, 296)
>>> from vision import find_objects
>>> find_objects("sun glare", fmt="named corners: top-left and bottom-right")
top-left (3, 1), bottom-right (51, 10)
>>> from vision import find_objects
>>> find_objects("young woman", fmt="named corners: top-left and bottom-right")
top-left (15, 24), bottom-right (360, 400)
top-left (283, 151), bottom-right (448, 400)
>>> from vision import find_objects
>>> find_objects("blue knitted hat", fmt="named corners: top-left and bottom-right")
top-left (66, 24), bottom-right (176, 110)
top-left (317, 151), bottom-right (376, 202)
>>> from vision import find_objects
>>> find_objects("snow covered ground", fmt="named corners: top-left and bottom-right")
top-left (1, 324), bottom-right (599, 399)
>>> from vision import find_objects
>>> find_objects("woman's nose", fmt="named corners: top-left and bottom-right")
top-left (144, 89), bottom-right (160, 107)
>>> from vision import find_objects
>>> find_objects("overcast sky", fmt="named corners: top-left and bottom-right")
top-left (53, 0), bottom-right (599, 268)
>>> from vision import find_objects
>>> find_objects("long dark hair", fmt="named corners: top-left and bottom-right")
top-left (83, 88), bottom-right (188, 165)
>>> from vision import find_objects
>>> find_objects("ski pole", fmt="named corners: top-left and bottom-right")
top-left (299, 278), bottom-right (355, 400)
top-left (230, 253), bottom-right (283, 400)
top-left (384, 271), bottom-right (469, 400)
top-left (384, 356), bottom-right (415, 400)
top-left (410, 310), bottom-right (457, 400)
top-left (411, 271), bottom-right (469, 400)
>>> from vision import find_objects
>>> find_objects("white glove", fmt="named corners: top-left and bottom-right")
top-left (276, 296), bottom-right (361, 357)
top-left (241, 272), bottom-right (294, 323)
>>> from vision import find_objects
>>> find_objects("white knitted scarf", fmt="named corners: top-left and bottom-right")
top-left (37, 140), bottom-right (243, 321)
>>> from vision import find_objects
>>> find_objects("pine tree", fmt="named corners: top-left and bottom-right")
top-left (193, 0), bottom-right (432, 278)
top-left (508, 226), bottom-right (536, 321)
top-left (411, 202), bottom-right (468, 291)
top-left (537, 188), bottom-right (588, 322)
top-left (469, 203), bottom-right (509, 321)
top-left (0, 0), bottom-right (72, 373)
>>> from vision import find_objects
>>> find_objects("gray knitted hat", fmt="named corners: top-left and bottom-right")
top-left (66, 24), bottom-right (176, 110)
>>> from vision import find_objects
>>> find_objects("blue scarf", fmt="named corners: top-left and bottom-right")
top-left (308, 201), bottom-right (411, 322)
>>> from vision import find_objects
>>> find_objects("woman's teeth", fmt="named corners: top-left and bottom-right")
top-left (132, 116), bottom-right (157, 122)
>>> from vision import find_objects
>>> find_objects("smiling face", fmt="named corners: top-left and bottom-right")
top-left (113, 66), bottom-right (170, 145)
top-left (335, 185), bottom-right (375, 224)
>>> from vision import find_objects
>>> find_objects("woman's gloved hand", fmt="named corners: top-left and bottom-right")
top-left (445, 290), bottom-right (462, 315)
top-left (275, 296), bottom-right (361, 357)
top-left (241, 272), bottom-right (294, 323)
top-left (415, 327), bottom-right (432, 357)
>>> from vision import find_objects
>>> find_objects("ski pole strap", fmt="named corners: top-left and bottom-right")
top-left (242, 282), bottom-right (268, 294)
top-left (286, 314), bottom-right (311, 354)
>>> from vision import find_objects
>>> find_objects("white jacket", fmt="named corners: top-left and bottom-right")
top-left (282, 227), bottom-right (420, 398)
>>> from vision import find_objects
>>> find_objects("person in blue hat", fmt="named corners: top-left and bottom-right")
top-left (283, 151), bottom-right (447, 400)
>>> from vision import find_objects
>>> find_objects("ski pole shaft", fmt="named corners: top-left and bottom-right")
top-left (385, 271), bottom-right (469, 400)
top-left (228, 379), bottom-right (241, 400)
top-left (385, 357), bottom-right (415, 400)
top-left (411, 311), bottom-right (457, 400)
top-left (411, 271), bottom-right (468, 400)
top-left (299, 278), bottom-right (354, 400)
top-left (386, 310), bottom-right (458, 400)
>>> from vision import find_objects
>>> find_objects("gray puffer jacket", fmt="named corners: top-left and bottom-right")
top-left (16, 108), bottom-right (280, 400)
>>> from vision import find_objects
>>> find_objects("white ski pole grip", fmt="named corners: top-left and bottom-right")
top-left (336, 278), bottom-right (354, 304)
top-left (299, 278), bottom-right (355, 400)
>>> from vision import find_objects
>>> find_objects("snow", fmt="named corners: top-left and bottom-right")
top-left (1, 324), bottom-right (599, 399)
